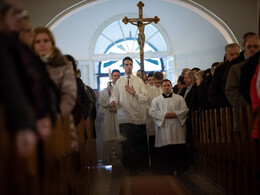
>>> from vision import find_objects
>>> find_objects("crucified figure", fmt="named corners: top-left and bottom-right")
top-left (128, 20), bottom-right (152, 50)
top-left (122, 1), bottom-right (160, 71)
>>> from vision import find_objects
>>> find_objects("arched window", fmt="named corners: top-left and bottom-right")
top-left (94, 19), bottom-right (167, 90)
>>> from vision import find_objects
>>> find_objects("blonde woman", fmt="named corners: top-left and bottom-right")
top-left (31, 27), bottom-right (78, 150)
top-left (195, 70), bottom-right (204, 86)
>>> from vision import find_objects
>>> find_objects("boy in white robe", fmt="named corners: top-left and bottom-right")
top-left (98, 69), bottom-right (121, 165)
top-left (110, 57), bottom-right (149, 174)
top-left (150, 79), bottom-right (189, 174)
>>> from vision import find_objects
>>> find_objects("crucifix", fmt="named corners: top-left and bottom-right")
top-left (122, 1), bottom-right (160, 72)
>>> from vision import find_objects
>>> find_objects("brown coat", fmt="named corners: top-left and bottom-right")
top-left (225, 61), bottom-right (249, 107)
top-left (45, 48), bottom-right (77, 116)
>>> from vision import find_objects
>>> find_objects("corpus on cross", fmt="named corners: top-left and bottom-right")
top-left (122, 1), bottom-right (160, 72)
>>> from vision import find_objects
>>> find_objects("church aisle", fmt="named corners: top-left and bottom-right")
top-left (91, 163), bottom-right (123, 195)
top-left (90, 163), bottom-right (225, 195)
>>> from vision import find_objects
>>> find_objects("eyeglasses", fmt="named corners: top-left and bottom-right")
top-left (246, 45), bottom-right (259, 49)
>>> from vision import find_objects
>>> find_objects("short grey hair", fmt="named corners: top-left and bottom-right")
top-left (225, 43), bottom-right (240, 52)
top-left (185, 71), bottom-right (195, 84)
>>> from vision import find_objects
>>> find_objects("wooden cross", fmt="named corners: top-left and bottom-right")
top-left (122, 1), bottom-right (160, 72)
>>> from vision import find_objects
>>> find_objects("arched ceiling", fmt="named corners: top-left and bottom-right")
top-left (49, 0), bottom-right (236, 69)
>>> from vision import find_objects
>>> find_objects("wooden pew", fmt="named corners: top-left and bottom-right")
top-left (192, 106), bottom-right (260, 194)
top-left (0, 107), bottom-right (8, 195)
top-left (205, 109), bottom-right (212, 180)
top-left (192, 111), bottom-right (201, 171)
top-left (0, 106), bottom-right (97, 195)
top-left (209, 109), bottom-right (217, 183)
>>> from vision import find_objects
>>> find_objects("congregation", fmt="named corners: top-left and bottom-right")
top-left (99, 35), bottom-right (260, 176)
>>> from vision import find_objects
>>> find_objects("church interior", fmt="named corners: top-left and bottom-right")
top-left (1, 0), bottom-right (260, 194)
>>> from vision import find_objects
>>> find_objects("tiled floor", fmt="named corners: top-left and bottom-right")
top-left (90, 163), bottom-right (225, 195)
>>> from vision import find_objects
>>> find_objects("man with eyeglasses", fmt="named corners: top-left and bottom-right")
top-left (240, 36), bottom-right (260, 103)
top-left (209, 32), bottom-right (257, 108)
top-left (225, 36), bottom-right (260, 131)
top-left (226, 35), bottom-right (260, 107)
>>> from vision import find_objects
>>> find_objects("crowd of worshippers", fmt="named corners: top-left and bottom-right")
top-left (0, 0), bottom-right (97, 157)
top-left (98, 33), bottom-right (260, 176)
top-left (1, 0), bottom-right (260, 177)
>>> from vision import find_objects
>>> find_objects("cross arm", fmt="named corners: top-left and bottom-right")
top-left (142, 16), bottom-right (160, 24)
top-left (122, 17), bottom-right (139, 25)
top-left (122, 16), bottom-right (160, 25)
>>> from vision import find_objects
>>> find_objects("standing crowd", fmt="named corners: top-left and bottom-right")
top-left (99, 32), bottom-right (260, 176)
top-left (1, 0), bottom-right (96, 158)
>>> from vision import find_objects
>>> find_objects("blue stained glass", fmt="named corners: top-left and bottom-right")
top-left (145, 59), bottom-right (159, 65)
top-left (117, 44), bottom-right (126, 51)
top-left (96, 19), bottom-right (166, 90)
top-left (135, 59), bottom-right (140, 66)
top-left (103, 61), bottom-right (118, 68)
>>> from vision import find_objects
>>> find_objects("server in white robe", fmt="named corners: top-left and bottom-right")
top-left (110, 57), bottom-right (149, 173)
top-left (147, 71), bottom-right (155, 87)
top-left (150, 79), bottom-right (189, 174)
top-left (146, 72), bottom-right (163, 168)
top-left (98, 69), bottom-right (121, 165)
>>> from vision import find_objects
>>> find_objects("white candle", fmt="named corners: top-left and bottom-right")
top-left (108, 67), bottom-right (111, 80)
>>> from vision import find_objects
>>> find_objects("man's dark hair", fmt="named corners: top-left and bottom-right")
top-left (147, 71), bottom-right (154, 78)
top-left (177, 75), bottom-right (185, 85)
top-left (191, 67), bottom-right (200, 72)
top-left (137, 69), bottom-right (146, 75)
top-left (153, 71), bottom-right (163, 80)
top-left (112, 69), bottom-right (120, 75)
top-left (242, 32), bottom-right (258, 47)
top-left (243, 32), bottom-right (257, 40)
top-left (161, 79), bottom-right (172, 86)
top-left (211, 62), bottom-right (219, 68)
top-left (122, 56), bottom-right (133, 65)
top-left (202, 68), bottom-right (211, 79)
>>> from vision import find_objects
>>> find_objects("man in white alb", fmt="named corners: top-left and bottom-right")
top-left (98, 69), bottom-right (121, 165)
top-left (110, 57), bottom-right (149, 174)
top-left (150, 79), bottom-right (188, 174)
